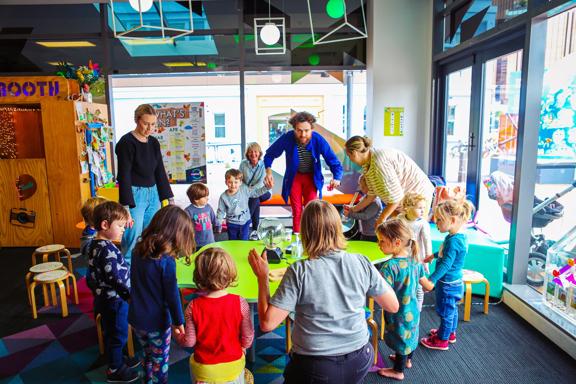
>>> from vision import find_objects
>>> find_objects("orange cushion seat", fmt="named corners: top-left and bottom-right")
top-left (260, 193), bottom-right (359, 206)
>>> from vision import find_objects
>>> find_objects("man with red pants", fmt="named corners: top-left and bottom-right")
top-left (263, 111), bottom-right (343, 233)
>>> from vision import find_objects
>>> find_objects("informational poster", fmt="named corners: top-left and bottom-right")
top-left (384, 107), bottom-right (405, 137)
top-left (152, 103), bottom-right (207, 184)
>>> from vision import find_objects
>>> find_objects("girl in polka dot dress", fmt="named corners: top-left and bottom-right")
top-left (375, 219), bottom-right (434, 380)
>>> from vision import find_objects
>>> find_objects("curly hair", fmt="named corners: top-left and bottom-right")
top-left (288, 111), bottom-right (316, 127)
top-left (193, 247), bottom-right (238, 291)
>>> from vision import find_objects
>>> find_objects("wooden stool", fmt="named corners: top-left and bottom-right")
top-left (95, 313), bottom-right (135, 358)
top-left (25, 261), bottom-right (63, 306)
top-left (244, 368), bottom-right (254, 384)
top-left (33, 244), bottom-right (73, 274)
top-left (29, 268), bottom-right (78, 319)
top-left (462, 269), bottom-right (490, 321)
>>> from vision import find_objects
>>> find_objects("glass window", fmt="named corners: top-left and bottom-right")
top-left (214, 113), bottom-right (226, 138)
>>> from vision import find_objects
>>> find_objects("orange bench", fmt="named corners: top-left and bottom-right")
top-left (260, 193), bottom-right (359, 206)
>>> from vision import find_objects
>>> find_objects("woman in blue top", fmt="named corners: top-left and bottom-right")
top-left (263, 111), bottom-right (343, 232)
top-left (129, 205), bottom-right (195, 384)
top-left (239, 142), bottom-right (271, 239)
top-left (421, 198), bottom-right (474, 351)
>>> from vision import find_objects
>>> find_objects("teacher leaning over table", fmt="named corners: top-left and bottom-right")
top-left (248, 200), bottom-right (399, 384)
top-left (345, 135), bottom-right (435, 227)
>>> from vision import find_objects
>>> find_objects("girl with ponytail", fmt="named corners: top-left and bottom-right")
top-left (375, 219), bottom-right (434, 380)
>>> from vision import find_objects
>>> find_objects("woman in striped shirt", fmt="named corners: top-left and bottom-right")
top-left (345, 136), bottom-right (434, 227)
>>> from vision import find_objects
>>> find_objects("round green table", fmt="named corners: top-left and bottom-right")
top-left (176, 240), bottom-right (389, 302)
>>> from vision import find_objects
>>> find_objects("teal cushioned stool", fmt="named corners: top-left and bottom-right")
top-left (429, 223), bottom-right (505, 298)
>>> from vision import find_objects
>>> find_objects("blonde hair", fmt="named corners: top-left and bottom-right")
top-left (134, 104), bottom-right (156, 123)
top-left (245, 142), bottom-right (263, 160)
top-left (80, 196), bottom-right (108, 226)
top-left (345, 136), bottom-right (372, 154)
top-left (376, 219), bottom-right (418, 261)
top-left (300, 200), bottom-right (347, 259)
top-left (193, 247), bottom-right (238, 291)
top-left (434, 198), bottom-right (475, 225)
top-left (401, 192), bottom-right (427, 210)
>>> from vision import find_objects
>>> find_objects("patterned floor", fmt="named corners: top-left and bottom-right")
top-left (0, 269), bottom-right (287, 384)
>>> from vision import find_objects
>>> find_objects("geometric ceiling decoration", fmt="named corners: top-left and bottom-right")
top-left (306, 0), bottom-right (367, 45)
top-left (460, 6), bottom-right (490, 42)
top-left (109, 0), bottom-right (194, 40)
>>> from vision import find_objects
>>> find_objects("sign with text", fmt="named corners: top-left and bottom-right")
top-left (152, 102), bottom-right (207, 184)
top-left (384, 107), bottom-right (404, 137)
top-left (0, 76), bottom-right (79, 101)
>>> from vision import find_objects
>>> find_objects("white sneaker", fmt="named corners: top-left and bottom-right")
top-left (249, 231), bottom-right (259, 241)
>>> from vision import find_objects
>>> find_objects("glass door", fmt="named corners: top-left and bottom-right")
top-left (443, 67), bottom-right (472, 191)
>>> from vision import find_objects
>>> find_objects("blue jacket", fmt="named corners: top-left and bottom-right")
top-left (429, 233), bottom-right (468, 284)
top-left (263, 131), bottom-right (343, 203)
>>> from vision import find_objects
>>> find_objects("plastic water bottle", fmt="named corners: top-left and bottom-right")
top-left (292, 233), bottom-right (303, 259)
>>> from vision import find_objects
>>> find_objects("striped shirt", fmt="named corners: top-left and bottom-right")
top-left (297, 143), bottom-right (314, 173)
top-left (362, 149), bottom-right (434, 205)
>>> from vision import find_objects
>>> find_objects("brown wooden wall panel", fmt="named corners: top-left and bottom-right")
top-left (42, 101), bottom-right (83, 247)
top-left (14, 110), bottom-right (45, 159)
top-left (0, 159), bottom-right (53, 246)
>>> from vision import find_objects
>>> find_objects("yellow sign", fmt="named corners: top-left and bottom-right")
top-left (384, 107), bottom-right (404, 136)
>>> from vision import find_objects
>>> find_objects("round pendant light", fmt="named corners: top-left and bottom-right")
top-left (129, 0), bottom-right (154, 13)
top-left (326, 0), bottom-right (345, 19)
top-left (260, 22), bottom-right (281, 46)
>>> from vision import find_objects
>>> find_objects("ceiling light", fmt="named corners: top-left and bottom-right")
top-left (260, 23), bottom-right (281, 46)
top-left (129, 0), bottom-right (153, 13)
top-left (47, 61), bottom-right (72, 66)
top-left (162, 62), bottom-right (195, 67)
top-left (36, 41), bottom-right (96, 48)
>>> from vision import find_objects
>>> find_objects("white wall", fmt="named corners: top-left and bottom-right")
top-left (367, 0), bottom-right (433, 169)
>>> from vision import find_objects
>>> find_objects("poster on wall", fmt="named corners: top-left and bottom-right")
top-left (384, 107), bottom-right (404, 136)
top-left (152, 103), bottom-right (207, 184)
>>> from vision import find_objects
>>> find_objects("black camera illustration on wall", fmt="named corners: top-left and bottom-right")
top-left (10, 208), bottom-right (36, 228)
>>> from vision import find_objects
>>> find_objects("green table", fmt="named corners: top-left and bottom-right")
top-left (176, 240), bottom-right (389, 302)
top-left (429, 224), bottom-right (505, 298)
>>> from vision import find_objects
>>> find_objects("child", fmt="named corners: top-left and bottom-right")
top-left (174, 247), bottom-right (254, 383)
top-left (86, 201), bottom-right (139, 383)
top-left (375, 219), bottom-right (434, 380)
top-left (343, 175), bottom-right (383, 241)
top-left (128, 205), bottom-right (195, 384)
top-left (217, 169), bottom-right (270, 240)
top-left (397, 192), bottom-right (433, 310)
top-left (420, 198), bottom-right (475, 351)
top-left (80, 196), bottom-right (107, 258)
top-left (185, 183), bottom-right (220, 249)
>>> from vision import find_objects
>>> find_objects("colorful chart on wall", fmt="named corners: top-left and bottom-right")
top-left (152, 103), bottom-right (207, 184)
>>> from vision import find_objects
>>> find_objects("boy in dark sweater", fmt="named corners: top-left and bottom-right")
top-left (87, 201), bottom-right (139, 383)
top-left (184, 183), bottom-right (220, 249)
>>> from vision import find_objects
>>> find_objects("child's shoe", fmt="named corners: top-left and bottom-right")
top-left (249, 231), bottom-right (259, 241)
top-left (420, 335), bottom-right (449, 350)
top-left (428, 328), bottom-right (457, 344)
top-left (106, 365), bottom-right (139, 383)
top-left (124, 356), bottom-right (141, 369)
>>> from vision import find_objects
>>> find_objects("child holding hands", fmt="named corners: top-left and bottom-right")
top-left (129, 205), bottom-right (196, 384)
top-left (420, 198), bottom-right (475, 350)
top-left (397, 192), bottom-right (433, 310)
top-left (185, 182), bottom-right (220, 249)
top-left (174, 248), bottom-right (254, 384)
top-left (376, 219), bottom-right (434, 380)
top-left (217, 169), bottom-right (270, 240)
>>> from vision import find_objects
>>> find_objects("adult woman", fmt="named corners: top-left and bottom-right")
top-left (115, 104), bottom-right (174, 263)
top-left (248, 200), bottom-right (399, 384)
top-left (239, 142), bottom-right (271, 240)
top-left (345, 136), bottom-right (434, 227)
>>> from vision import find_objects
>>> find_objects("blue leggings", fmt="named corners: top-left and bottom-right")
top-left (135, 327), bottom-right (171, 384)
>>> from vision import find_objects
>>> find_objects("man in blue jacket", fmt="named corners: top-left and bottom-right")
top-left (263, 111), bottom-right (343, 232)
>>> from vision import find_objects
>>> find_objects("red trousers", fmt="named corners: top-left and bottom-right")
top-left (290, 172), bottom-right (318, 232)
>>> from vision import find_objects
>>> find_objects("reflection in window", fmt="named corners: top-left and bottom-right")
top-left (214, 113), bottom-right (226, 138)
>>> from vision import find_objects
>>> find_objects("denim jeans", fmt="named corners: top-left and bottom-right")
top-left (248, 191), bottom-right (272, 231)
top-left (95, 297), bottom-right (129, 370)
top-left (121, 185), bottom-right (160, 263)
top-left (227, 220), bottom-right (252, 240)
top-left (435, 280), bottom-right (464, 340)
top-left (283, 342), bottom-right (373, 384)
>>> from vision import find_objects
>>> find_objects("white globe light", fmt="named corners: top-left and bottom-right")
top-left (129, 0), bottom-right (154, 13)
top-left (260, 23), bottom-right (281, 46)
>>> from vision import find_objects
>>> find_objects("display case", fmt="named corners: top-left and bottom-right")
top-left (544, 225), bottom-right (576, 321)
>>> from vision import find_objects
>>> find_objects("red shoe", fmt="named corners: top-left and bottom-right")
top-left (420, 335), bottom-right (449, 350)
top-left (429, 328), bottom-right (457, 344)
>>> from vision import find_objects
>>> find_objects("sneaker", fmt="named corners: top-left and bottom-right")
top-left (249, 230), bottom-right (259, 241)
top-left (124, 356), bottom-right (141, 369)
top-left (106, 365), bottom-right (139, 383)
top-left (429, 328), bottom-right (457, 344)
top-left (420, 335), bottom-right (449, 351)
